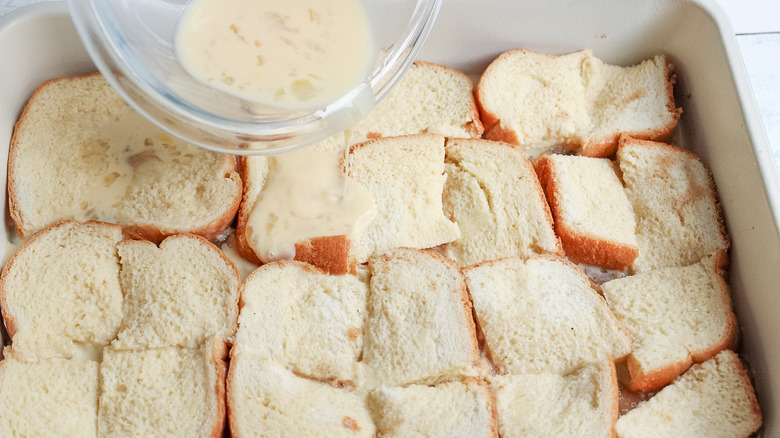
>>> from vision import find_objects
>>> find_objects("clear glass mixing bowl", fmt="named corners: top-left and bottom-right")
top-left (67, 0), bottom-right (442, 155)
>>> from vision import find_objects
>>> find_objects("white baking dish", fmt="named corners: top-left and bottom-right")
top-left (1, 0), bottom-right (777, 433)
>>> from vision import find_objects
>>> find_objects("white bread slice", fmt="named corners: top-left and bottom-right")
top-left (362, 248), bottom-right (481, 387)
top-left (98, 338), bottom-right (227, 438)
top-left (0, 220), bottom-right (123, 361)
top-left (488, 359), bottom-right (618, 438)
top-left (367, 378), bottom-right (498, 438)
top-left (463, 255), bottom-right (632, 375)
top-left (602, 254), bottom-right (737, 392)
top-left (441, 138), bottom-right (562, 266)
top-left (345, 134), bottom-right (461, 264)
top-left (476, 49), bottom-right (680, 157)
top-left (227, 353), bottom-right (375, 438)
top-left (8, 73), bottom-right (242, 241)
top-left (617, 136), bottom-right (729, 273)
top-left (111, 234), bottom-right (240, 350)
top-left (534, 154), bottom-right (638, 270)
top-left (234, 261), bottom-right (367, 386)
top-left (615, 350), bottom-right (761, 438)
top-left (0, 350), bottom-right (99, 437)
top-left (235, 61), bottom-right (481, 271)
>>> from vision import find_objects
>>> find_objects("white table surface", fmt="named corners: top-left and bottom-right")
top-left (2, 0), bottom-right (779, 173)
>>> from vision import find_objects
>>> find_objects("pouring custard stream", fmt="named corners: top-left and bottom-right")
top-left (176, 0), bottom-right (374, 109)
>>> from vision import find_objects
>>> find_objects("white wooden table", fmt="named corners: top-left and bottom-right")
top-left (2, 0), bottom-right (779, 172)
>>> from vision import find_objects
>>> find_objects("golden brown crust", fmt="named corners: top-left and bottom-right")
top-left (0, 219), bottom-right (123, 343)
top-left (234, 156), bottom-right (263, 265)
top-left (209, 337), bottom-right (229, 438)
top-left (606, 359), bottom-right (619, 438)
top-left (475, 378), bottom-right (500, 438)
top-left (534, 155), bottom-right (637, 270)
top-left (294, 235), bottom-right (356, 275)
top-left (225, 347), bottom-right (241, 438)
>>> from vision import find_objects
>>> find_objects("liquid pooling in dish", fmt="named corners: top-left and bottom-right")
top-left (176, 0), bottom-right (374, 110)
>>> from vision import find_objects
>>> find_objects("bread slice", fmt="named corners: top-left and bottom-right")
top-left (0, 220), bottom-right (123, 361)
top-left (617, 136), bottom-right (729, 273)
top-left (234, 261), bottom-right (367, 386)
top-left (362, 248), bottom-right (481, 387)
top-left (8, 73), bottom-right (242, 241)
top-left (463, 255), bottom-right (632, 375)
top-left (0, 350), bottom-right (99, 437)
top-left (98, 338), bottom-right (227, 438)
top-left (488, 359), bottom-right (618, 438)
top-left (476, 49), bottom-right (680, 157)
top-left (345, 134), bottom-right (461, 264)
top-left (534, 153), bottom-right (638, 270)
top-left (441, 138), bottom-right (562, 266)
top-left (615, 350), bottom-right (761, 438)
top-left (601, 254), bottom-right (737, 392)
top-left (111, 234), bottom-right (240, 350)
top-left (227, 353), bottom-right (376, 438)
top-left (367, 378), bottom-right (498, 438)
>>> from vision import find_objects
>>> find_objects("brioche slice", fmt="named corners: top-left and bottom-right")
top-left (367, 378), bottom-right (498, 438)
top-left (476, 49), bottom-right (679, 157)
top-left (0, 220), bottom-right (123, 360)
top-left (617, 136), bottom-right (729, 273)
top-left (0, 351), bottom-right (99, 437)
top-left (98, 338), bottom-right (227, 438)
top-left (234, 261), bottom-right (367, 386)
top-left (615, 350), bottom-right (761, 438)
top-left (441, 138), bottom-right (562, 266)
top-left (488, 359), bottom-right (618, 438)
top-left (362, 248), bottom-right (481, 387)
top-left (346, 134), bottom-right (461, 264)
top-left (464, 255), bottom-right (632, 375)
top-left (602, 254), bottom-right (737, 392)
top-left (534, 154), bottom-right (638, 270)
top-left (227, 353), bottom-right (375, 438)
top-left (8, 73), bottom-right (241, 241)
top-left (111, 234), bottom-right (239, 350)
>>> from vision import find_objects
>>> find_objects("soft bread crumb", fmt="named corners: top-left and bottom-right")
top-left (489, 359), bottom-right (618, 438)
top-left (464, 255), bottom-right (632, 375)
top-left (442, 138), bottom-right (561, 266)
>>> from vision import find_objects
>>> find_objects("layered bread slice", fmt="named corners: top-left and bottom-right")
top-left (98, 338), bottom-right (227, 438)
top-left (0, 350), bottom-right (99, 437)
top-left (367, 378), bottom-right (498, 438)
top-left (362, 248), bottom-right (482, 387)
top-left (441, 138), bottom-right (562, 266)
top-left (602, 254), bottom-right (737, 392)
top-left (476, 49), bottom-right (680, 157)
top-left (8, 73), bottom-right (242, 241)
top-left (488, 359), bottom-right (618, 438)
top-left (227, 353), bottom-right (376, 438)
top-left (463, 255), bottom-right (632, 375)
top-left (615, 350), bottom-right (761, 438)
top-left (234, 261), bottom-right (367, 386)
top-left (534, 153), bottom-right (638, 270)
top-left (617, 136), bottom-right (729, 273)
top-left (0, 220), bottom-right (123, 360)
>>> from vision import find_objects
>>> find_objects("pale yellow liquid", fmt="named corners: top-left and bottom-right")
top-left (176, 0), bottom-right (374, 109)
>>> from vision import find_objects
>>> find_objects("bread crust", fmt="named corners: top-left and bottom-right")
top-left (533, 155), bottom-right (638, 270)
top-left (208, 337), bottom-right (229, 438)
top-left (0, 220), bottom-right (123, 343)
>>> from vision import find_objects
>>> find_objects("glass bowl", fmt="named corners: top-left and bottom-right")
top-left (67, 0), bottom-right (442, 155)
